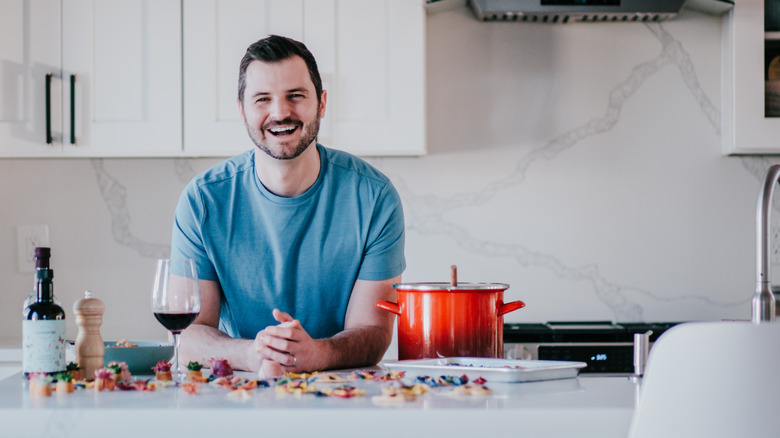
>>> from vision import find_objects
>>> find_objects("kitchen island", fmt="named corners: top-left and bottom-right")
top-left (0, 369), bottom-right (638, 438)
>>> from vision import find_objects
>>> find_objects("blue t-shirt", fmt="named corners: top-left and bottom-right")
top-left (170, 145), bottom-right (406, 340)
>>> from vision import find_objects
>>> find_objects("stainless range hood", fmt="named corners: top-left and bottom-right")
top-left (468, 0), bottom-right (687, 23)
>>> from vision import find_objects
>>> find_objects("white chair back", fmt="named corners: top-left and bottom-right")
top-left (628, 321), bottom-right (780, 438)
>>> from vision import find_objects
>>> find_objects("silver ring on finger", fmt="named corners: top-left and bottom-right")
top-left (290, 354), bottom-right (296, 367)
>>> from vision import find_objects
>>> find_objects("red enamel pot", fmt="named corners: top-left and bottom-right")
top-left (376, 282), bottom-right (525, 360)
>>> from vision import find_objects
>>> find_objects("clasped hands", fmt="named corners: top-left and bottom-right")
top-left (249, 308), bottom-right (320, 377)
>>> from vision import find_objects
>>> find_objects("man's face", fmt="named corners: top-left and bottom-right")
top-left (239, 57), bottom-right (326, 160)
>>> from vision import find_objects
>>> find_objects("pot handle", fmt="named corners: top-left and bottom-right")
top-left (498, 300), bottom-right (526, 317)
top-left (376, 301), bottom-right (401, 315)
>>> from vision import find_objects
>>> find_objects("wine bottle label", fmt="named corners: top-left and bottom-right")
top-left (22, 320), bottom-right (66, 374)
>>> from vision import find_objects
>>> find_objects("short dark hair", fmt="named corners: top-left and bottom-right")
top-left (237, 35), bottom-right (323, 104)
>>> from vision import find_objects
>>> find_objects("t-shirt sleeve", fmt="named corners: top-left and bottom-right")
top-left (170, 182), bottom-right (219, 282)
top-left (357, 181), bottom-right (406, 281)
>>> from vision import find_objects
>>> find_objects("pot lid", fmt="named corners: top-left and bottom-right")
top-left (393, 282), bottom-right (509, 292)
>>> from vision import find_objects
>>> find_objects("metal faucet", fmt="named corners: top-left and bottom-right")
top-left (754, 165), bottom-right (779, 324)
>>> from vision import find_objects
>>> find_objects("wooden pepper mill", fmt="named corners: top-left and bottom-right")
top-left (73, 290), bottom-right (105, 378)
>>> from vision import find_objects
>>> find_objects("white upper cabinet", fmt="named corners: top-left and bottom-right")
top-left (183, 0), bottom-right (426, 157)
top-left (0, 0), bottom-right (62, 156)
top-left (182, 0), bottom-right (304, 157)
top-left (1, 0), bottom-right (424, 157)
top-left (722, 0), bottom-right (780, 154)
top-left (0, 0), bottom-right (182, 157)
top-left (62, 0), bottom-right (182, 157)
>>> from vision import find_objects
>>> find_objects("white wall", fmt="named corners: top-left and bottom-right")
top-left (0, 7), bottom-right (773, 346)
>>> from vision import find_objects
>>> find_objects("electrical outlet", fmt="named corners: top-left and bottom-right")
top-left (17, 225), bottom-right (50, 272)
top-left (772, 227), bottom-right (780, 266)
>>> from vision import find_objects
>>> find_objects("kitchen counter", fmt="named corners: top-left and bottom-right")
top-left (0, 368), bottom-right (639, 438)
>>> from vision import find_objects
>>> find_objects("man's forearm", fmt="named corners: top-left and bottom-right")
top-left (179, 323), bottom-right (254, 371)
top-left (319, 325), bottom-right (392, 370)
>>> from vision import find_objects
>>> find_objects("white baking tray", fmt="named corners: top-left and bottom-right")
top-left (381, 357), bottom-right (587, 383)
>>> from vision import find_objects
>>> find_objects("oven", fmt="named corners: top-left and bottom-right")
top-left (503, 321), bottom-right (680, 375)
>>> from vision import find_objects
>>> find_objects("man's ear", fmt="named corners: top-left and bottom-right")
top-left (237, 99), bottom-right (247, 125)
top-left (319, 90), bottom-right (327, 119)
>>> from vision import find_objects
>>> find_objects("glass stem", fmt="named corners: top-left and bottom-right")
top-left (172, 331), bottom-right (181, 384)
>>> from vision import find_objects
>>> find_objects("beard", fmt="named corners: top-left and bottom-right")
top-left (246, 109), bottom-right (321, 160)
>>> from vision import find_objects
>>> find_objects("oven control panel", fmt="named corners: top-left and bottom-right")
top-left (503, 321), bottom-right (680, 374)
top-left (541, 344), bottom-right (634, 374)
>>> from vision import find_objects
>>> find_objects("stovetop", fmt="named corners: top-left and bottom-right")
top-left (503, 321), bottom-right (680, 343)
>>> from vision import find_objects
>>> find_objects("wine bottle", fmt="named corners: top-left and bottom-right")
top-left (22, 247), bottom-right (66, 375)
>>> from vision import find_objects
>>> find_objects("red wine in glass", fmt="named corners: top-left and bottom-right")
top-left (152, 259), bottom-right (201, 383)
top-left (153, 312), bottom-right (198, 334)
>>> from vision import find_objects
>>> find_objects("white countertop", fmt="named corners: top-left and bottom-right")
top-left (0, 368), bottom-right (639, 438)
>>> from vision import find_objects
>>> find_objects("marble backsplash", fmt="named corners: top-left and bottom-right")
top-left (1, 7), bottom-right (777, 344)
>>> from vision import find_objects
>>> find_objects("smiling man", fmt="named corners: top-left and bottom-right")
top-left (171, 35), bottom-right (406, 374)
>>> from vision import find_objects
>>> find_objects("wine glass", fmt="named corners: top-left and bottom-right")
top-left (151, 258), bottom-right (201, 384)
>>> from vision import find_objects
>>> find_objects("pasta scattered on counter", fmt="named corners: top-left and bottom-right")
top-left (24, 358), bottom-right (493, 404)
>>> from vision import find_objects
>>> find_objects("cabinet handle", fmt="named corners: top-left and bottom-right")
top-left (45, 73), bottom-right (53, 144)
top-left (69, 74), bottom-right (76, 145)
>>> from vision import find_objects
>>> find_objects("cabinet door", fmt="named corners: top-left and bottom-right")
top-left (183, 0), bottom-right (304, 157)
top-left (723, 0), bottom-right (780, 154)
top-left (61, 0), bottom-right (182, 157)
top-left (314, 0), bottom-right (426, 156)
top-left (183, 0), bottom-right (426, 157)
top-left (0, 0), bottom-right (63, 156)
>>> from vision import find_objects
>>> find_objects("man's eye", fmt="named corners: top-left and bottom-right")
top-left (255, 97), bottom-right (269, 103)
